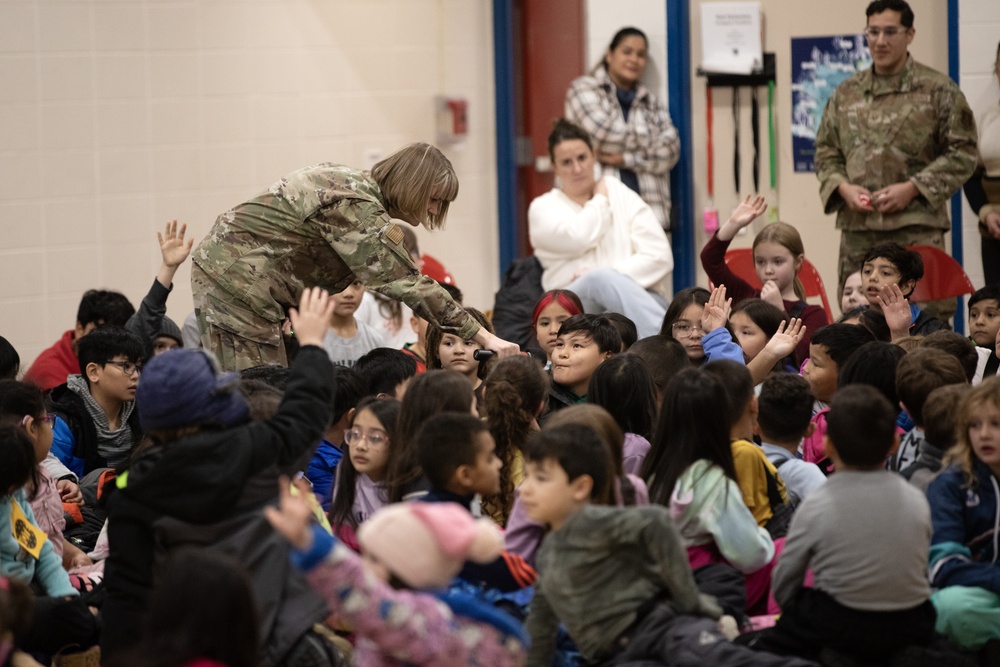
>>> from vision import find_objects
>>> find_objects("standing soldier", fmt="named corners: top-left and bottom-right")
top-left (815, 0), bottom-right (977, 314)
top-left (192, 144), bottom-right (519, 371)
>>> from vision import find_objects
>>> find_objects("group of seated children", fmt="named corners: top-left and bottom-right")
top-left (5, 187), bottom-right (1000, 667)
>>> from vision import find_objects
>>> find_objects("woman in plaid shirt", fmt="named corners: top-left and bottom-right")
top-left (565, 27), bottom-right (680, 230)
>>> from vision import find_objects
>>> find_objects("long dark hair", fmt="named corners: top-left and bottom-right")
top-left (385, 370), bottom-right (475, 503)
top-left (425, 307), bottom-right (496, 381)
top-left (588, 355), bottom-right (656, 441)
top-left (593, 26), bottom-right (648, 74)
top-left (0, 380), bottom-right (47, 497)
top-left (641, 368), bottom-right (737, 506)
top-left (328, 397), bottom-right (401, 530)
top-left (482, 356), bottom-right (549, 525)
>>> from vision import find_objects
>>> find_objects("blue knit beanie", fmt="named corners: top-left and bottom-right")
top-left (137, 348), bottom-right (249, 431)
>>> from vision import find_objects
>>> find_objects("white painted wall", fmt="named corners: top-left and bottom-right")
top-left (584, 0), bottom-right (668, 102)
top-left (958, 0), bottom-right (1000, 295)
top-left (0, 0), bottom-right (499, 369)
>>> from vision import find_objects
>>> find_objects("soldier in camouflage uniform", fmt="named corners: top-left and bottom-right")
top-left (815, 0), bottom-right (977, 319)
top-left (192, 143), bottom-right (518, 371)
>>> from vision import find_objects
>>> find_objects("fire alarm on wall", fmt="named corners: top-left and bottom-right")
top-left (436, 96), bottom-right (468, 143)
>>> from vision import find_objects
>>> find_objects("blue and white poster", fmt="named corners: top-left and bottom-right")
top-left (791, 35), bottom-right (872, 173)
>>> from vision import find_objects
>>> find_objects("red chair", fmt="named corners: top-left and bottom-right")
top-left (906, 245), bottom-right (975, 303)
top-left (723, 248), bottom-right (835, 322)
top-left (419, 253), bottom-right (456, 285)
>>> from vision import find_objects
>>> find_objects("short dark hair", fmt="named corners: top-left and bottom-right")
top-left (862, 243), bottom-right (924, 297)
top-left (702, 360), bottom-right (755, 425)
top-left (0, 336), bottom-right (19, 380)
top-left (557, 314), bottom-right (622, 355)
top-left (920, 331), bottom-right (979, 382)
top-left (439, 281), bottom-right (463, 304)
top-left (76, 289), bottom-right (134, 329)
top-left (837, 341), bottom-right (907, 407)
top-left (896, 348), bottom-right (967, 426)
top-left (76, 326), bottom-right (146, 386)
top-left (416, 412), bottom-right (489, 490)
top-left (627, 335), bottom-right (689, 391)
top-left (810, 324), bottom-right (877, 367)
top-left (525, 422), bottom-right (613, 505)
top-left (547, 119), bottom-right (593, 161)
top-left (923, 384), bottom-right (972, 450)
top-left (139, 549), bottom-right (259, 667)
top-left (866, 0), bottom-right (914, 28)
top-left (827, 385), bottom-right (898, 467)
top-left (329, 366), bottom-right (366, 423)
top-left (354, 348), bottom-right (418, 398)
top-left (758, 373), bottom-right (814, 443)
top-left (239, 364), bottom-right (292, 391)
top-left (602, 312), bottom-right (637, 350)
top-left (838, 306), bottom-right (891, 342)
top-left (969, 285), bottom-right (1000, 310)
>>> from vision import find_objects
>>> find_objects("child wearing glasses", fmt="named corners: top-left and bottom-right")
top-left (328, 397), bottom-right (401, 551)
top-left (48, 326), bottom-right (147, 477)
top-left (658, 286), bottom-right (746, 367)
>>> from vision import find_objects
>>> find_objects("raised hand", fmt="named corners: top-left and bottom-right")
top-left (701, 285), bottom-right (732, 334)
top-left (717, 194), bottom-right (767, 241)
top-left (263, 475), bottom-right (316, 551)
top-left (763, 318), bottom-right (806, 360)
top-left (158, 219), bottom-right (194, 268)
top-left (876, 283), bottom-right (912, 340)
top-left (289, 287), bottom-right (335, 348)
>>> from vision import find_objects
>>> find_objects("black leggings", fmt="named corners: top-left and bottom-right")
top-left (20, 594), bottom-right (100, 658)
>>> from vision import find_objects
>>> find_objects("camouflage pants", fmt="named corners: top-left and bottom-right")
top-left (839, 227), bottom-right (955, 322)
top-left (191, 264), bottom-right (288, 372)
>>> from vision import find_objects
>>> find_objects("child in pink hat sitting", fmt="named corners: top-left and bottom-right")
top-left (266, 476), bottom-right (529, 667)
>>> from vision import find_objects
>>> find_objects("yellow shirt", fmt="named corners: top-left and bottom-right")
top-left (731, 439), bottom-right (787, 527)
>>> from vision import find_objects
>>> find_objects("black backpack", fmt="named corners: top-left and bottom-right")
top-left (490, 256), bottom-right (545, 350)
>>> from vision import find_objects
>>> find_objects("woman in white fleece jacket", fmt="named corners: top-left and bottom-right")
top-left (528, 119), bottom-right (674, 338)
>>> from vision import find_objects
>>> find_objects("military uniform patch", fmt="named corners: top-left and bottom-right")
top-left (385, 223), bottom-right (405, 247)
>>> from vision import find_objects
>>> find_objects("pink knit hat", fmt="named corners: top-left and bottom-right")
top-left (356, 503), bottom-right (503, 589)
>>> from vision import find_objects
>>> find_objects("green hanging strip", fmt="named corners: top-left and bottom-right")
top-left (767, 79), bottom-right (779, 222)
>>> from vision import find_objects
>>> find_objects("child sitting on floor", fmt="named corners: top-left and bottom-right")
top-left (742, 385), bottom-right (936, 663)
top-left (266, 477), bottom-right (528, 666)
top-left (416, 413), bottom-right (536, 593)
top-left (756, 374), bottom-right (826, 506)
top-left (522, 422), bottom-right (810, 666)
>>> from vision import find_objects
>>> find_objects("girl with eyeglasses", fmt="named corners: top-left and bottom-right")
top-left (658, 286), bottom-right (745, 367)
top-left (328, 397), bottom-right (401, 552)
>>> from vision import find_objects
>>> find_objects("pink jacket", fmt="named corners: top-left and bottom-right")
top-left (302, 530), bottom-right (527, 667)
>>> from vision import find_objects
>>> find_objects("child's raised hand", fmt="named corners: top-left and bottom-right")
top-left (728, 194), bottom-right (767, 228)
top-left (717, 195), bottom-right (767, 241)
top-left (264, 475), bottom-right (316, 552)
top-left (760, 280), bottom-right (784, 310)
top-left (876, 284), bottom-right (912, 340)
top-left (701, 285), bottom-right (732, 334)
top-left (288, 287), bottom-right (335, 348)
top-left (763, 318), bottom-right (806, 359)
top-left (158, 219), bottom-right (194, 268)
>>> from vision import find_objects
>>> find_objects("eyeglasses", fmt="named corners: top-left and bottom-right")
top-left (103, 360), bottom-right (142, 376)
top-left (863, 27), bottom-right (906, 39)
top-left (22, 414), bottom-right (56, 427)
top-left (344, 429), bottom-right (389, 448)
top-left (671, 321), bottom-right (705, 337)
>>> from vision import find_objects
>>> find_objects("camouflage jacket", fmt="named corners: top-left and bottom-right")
top-left (815, 55), bottom-right (977, 232)
top-left (192, 163), bottom-right (478, 342)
